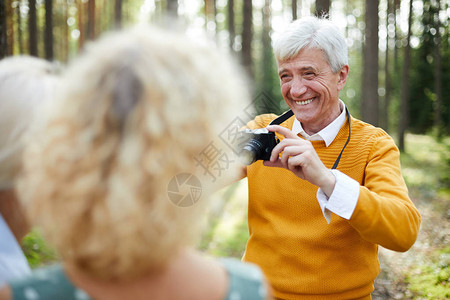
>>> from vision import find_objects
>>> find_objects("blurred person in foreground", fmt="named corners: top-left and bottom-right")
top-left (0, 25), bottom-right (272, 300)
top-left (239, 16), bottom-right (421, 299)
top-left (0, 56), bottom-right (59, 287)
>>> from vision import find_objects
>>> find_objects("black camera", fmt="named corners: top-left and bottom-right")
top-left (239, 128), bottom-right (279, 165)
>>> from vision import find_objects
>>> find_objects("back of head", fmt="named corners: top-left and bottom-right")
top-left (0, 56), bottom-right (59, 190)
top-left (273, 16), bottom-right (348, 73)
top-left (19, 26), bottom-right (250, 280)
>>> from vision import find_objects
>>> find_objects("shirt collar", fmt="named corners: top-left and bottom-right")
top-left (291, 100), bottom-right (347, 147)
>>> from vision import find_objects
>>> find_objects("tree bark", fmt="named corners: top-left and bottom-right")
top-left (398, 0), bottom-right (413, 152)
top-left (45, 0), bottom-right (53, 60)
top-left (227, 0), bottom-right (235, 50)
top-left (361, 0), bottom-right (379, 126)
top-left (433, 0), bottom-right (442, 137)
top-left (381, 0), bottom-right (393, 131)
top-left (292, 0), bottom-right (297, 20)
top-left (16, 0), bottom-right (23, 54)
top-left (29, 0), bottom-right (38, 56)
top-left (114, 0), bottom-right (122, 28)
top-left (87, 0), bottom-right (95, 40)
top-left (6, 0), bottom-right (13, 55)
top-left (315, 0), bottom-right (330, 17)
top-left (63, 0), bottom-right (69, 61)
top-left (78, 0), bottom-right (85, 49)
top-left (167, 0), bottom-right (178, 17)
top-left (393, 0), bottom-right (400, 73)
top-left (204, 0), bottom-right (216, 35)
top-left (0, 0), bottom-right (6, 58)
top-left (242, 0), bottom-right (253, 78)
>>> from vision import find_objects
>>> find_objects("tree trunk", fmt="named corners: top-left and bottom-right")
top-left (29, 0), bottom-right (38, 56)
top-left (227, 0), bottom-right (235, 50)
top-left (78, 0), bottom-right (85, 49)
top-left (6, 0), bottom-right (13, 55)
top-left (204, 0), bottom-right (216, 36)
top-left (96, 0), bottom-right (106, 33)
top-left (114, 0), bottom-right (122, 28)
top-left (262, 0), bottom-right (272, 73)
top-left (87, 0), bottom-right (95, 40)
top-left (0, 0), bottom-right (6, 58)
top-left (63, 0), bottom-right (69, 61)
top-left (167, 0), bottom-right (178, 17)
top-left (261, 0), bottom-right (279, 113)
top-left (242, 0), bottom-right (253, 78)
top-left (17, 0), bottom-right (23, 54)
top-left (398, 0), bottom-right (413, 152)
top-left (315, 0), bottom-right (330, 17)
top-left (361, 0), bottom-right (379, 126)
top-left (381, 0), bottom-right (393, 131)
top-left (393, 0), bottom-right (400, 73)
top-left (292, 0), bottom-right (297, 20)
top-left (45, 0), bottom-right (53, 60)
top-left (433, 0), bottom-right (442, 138)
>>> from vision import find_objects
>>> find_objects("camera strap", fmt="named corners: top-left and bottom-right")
top-left (268, 107), bottom-right (351, 170)
top-left (269, 110), bottom-right (294, 126)
top-left (332, 106), bottom-right (351, 170)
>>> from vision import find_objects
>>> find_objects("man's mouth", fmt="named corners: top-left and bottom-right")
top-left (295, 97), bottom-right (315, 105)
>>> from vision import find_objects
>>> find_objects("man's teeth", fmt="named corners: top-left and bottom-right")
top-left (295, 98), bottom-right (314, 105)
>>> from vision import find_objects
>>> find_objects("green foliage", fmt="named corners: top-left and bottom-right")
top-left (400, 134), bottom-right (450, 210)
top-left (394, 134), bottom-right (450, 299)
top-left (409, 0), bottom-right (450, 135)
top-left (200, 180), bottom-right (249, 259)
top-left (21, 229), bottom-right (58, 268)
top-left (406, 247), bottom-right (450, 300)
top-left (203, 218), bottom-right (249, 258)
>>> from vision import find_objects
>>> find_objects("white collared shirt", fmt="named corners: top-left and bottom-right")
top-left (292, 100), bottom-right (347, 146)
top-left (291, 100), bottom-right (360, 223)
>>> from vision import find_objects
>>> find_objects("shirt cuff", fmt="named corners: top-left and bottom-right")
top-left (316, 169), bottom-right (360, 224)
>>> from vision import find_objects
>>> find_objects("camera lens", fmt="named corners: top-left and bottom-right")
top-left (239, 139), bottom-right (264, 165)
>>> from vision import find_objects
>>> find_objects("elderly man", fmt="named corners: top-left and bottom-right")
top-left (241, 16), bottom-right (420, 300)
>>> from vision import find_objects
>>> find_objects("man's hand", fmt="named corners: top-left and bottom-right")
top-left (263, 125), bottom-right (336, 197)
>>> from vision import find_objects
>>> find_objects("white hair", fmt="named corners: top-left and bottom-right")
top-left (273, 16), bottom-right (348, 73)
top-left (0, 56), bottom-right (59, 190)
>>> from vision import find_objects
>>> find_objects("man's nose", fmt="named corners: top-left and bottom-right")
top-left (290, 78), bottom-right (307, 98)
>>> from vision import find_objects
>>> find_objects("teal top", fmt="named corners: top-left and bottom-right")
top-left (9, 258), bottom-right (267, 300)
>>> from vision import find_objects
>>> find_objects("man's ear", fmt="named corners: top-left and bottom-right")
top-left (337, 65), bottom-right (349, 91)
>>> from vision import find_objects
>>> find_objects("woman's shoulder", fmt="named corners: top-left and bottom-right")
top-left (8, 264), bottom-right (91, 300)
top-left (219, 258), bottom-right (268, 300)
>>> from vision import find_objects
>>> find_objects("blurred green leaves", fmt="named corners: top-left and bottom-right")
top-left (21, 229), bottom-right (58, 268)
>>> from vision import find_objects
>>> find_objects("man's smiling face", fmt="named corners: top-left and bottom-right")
top-left (278, 47), bottom-right (348, 135)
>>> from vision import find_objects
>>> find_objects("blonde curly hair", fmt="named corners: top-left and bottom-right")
top-left (0, 56), bottom-right (58, 190)
top-left (18, 26), bottom-right (250, 280)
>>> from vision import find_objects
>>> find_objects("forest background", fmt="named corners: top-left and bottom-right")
top-left (0, 0), bottom-right (449, 299)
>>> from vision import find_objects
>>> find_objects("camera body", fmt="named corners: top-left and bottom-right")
top-left (239, 128), bottom-right (279, 165)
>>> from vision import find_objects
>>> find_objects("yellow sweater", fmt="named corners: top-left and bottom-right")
top-left (242, 114), bottom-right (421, 300)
